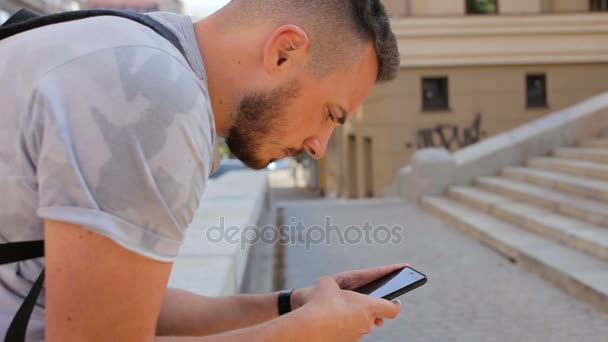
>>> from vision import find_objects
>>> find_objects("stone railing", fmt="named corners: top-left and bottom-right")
top-left (168, 170), bottom-right (270, 296)
top-left (387, 92), bottom-right (608, 200)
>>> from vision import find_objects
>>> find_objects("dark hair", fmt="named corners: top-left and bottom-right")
top-left (351, 0), bottom-right (400, 82)
top-left (225, 0), bottom-right (400, 83)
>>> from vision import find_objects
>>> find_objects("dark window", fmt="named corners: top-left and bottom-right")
top-left (526, 74), bottom-right (547, 108)
top-left (590, 0), bottom-right (608, 11)
top-left (422, 77), bottom-right (449, 111)
top-left (466, 0), bottom-right (498, 14)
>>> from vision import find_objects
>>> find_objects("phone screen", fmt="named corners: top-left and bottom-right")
top-left (354, 266), bottom-right (427, 300)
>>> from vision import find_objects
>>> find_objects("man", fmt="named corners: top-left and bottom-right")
top-left (0, 0), bottom-right (403, 340)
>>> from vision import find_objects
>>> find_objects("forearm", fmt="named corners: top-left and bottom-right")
top-left (156, 305), bottom-right (325, 342)
top-left (157, 288), bottom-right (281, 336)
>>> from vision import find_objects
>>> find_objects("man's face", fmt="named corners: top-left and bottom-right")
top-left (226, 44), bottom-right (379, 169)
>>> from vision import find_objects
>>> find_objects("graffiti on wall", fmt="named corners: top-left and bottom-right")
top-left (407, 113), bottom-right (486, 151)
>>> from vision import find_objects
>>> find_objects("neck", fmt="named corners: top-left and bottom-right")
top-left (192, 14), bottom-right (245, 138)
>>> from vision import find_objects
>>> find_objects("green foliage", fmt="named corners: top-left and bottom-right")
top-left (467, 0), bottom-right (498, 14)
top-left (218, 141), bottom-right (235, 159)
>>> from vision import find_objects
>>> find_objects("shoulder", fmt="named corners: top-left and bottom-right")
top-left (9, 14), bottom-right (189, 79)
top-left (32, 47), bottom-right (215, 260)
top-left (33, 43), bottom-right (216, 182)
top-left (38, 44), bottom-right (206, 119)
top-left (0, 14), bottom-right (193, 101)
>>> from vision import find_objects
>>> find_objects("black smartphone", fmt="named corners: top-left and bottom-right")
top-left (353, 266), bottom-right (427, 300)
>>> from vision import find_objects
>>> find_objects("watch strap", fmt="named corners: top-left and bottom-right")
top-left (278, 289), bottom-right (295, 316)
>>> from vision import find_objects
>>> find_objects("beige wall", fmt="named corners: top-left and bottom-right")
top-left (323, 63), bottom-right (608, 198)
top-left (501, 0), bottom-right (543, 14)
top-left (383, 0), bottom-right (409, 17)
top-left (409, 0), bottom-right (464, 16)
top-left (548, 0), bottom-right (590, 12)
top-left (383, 0), bottom-right (465, 17)
top-left (382, 0), bottom-right (592, 16)
top-left (392, 14), bottom-right (608, 68)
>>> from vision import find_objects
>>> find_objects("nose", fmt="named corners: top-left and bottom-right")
top-left (303, 135), bottom-right (330, 160)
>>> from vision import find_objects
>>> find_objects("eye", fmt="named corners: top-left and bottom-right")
top-left (327, 109), bottom-right (336, 123)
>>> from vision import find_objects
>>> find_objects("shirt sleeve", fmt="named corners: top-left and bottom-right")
top-left (32, 45), bottom-right (215, 261)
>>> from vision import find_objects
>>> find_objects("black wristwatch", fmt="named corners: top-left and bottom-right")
top-left (278, 289), bottom-right (296, 316)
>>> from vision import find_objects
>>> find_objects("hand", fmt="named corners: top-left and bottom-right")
top-left (301, 276), bottom-right (402, 342)
top-left (292, 263), bottom-right (408, 326)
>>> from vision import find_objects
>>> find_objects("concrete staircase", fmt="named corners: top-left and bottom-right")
top-left (421, 133), bottom-right (608, 314)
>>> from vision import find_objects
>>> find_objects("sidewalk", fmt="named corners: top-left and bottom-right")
top-left (253, 185), bottom-right (608, 341)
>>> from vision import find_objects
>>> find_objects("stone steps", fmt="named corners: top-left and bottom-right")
top-left (553, 147), bottom-right (608, 164)
top-left (502, 166), bottom-right (608, 202)
top-left (421, 196), bottom-right (608, 314)
top-left (448, 186), bottom-right (608, 261)
top-left (474, 176), bottom-right (608, 227)
top-left (528, 157), bottom-right (608, 181)
top-left (581, 138), bottom-right (608, 149)
top-left (419, 132), bottom-right (608, 314)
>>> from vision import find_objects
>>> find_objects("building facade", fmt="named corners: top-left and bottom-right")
top-left (0, 0), bottom-right (182, 21)
top-left (318, 0), bottom-right (608, 198)
top-left (79, 0), bottom-right (182, 13)
top-left (0, 0), bottom-right (78, 16)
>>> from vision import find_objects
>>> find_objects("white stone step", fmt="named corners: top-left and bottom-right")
top-left (528, 157), bottom-right (608, 181)
top-left (502, 166), bottom-right (608, 202)
top-left (421, 196), bottom-right (608, 314)
top-left (448, 186), bottom-right (608, 261)
top-left (475, 176), bottom-right (608, 227)
top-left (553, 147), bottom-right (608, 164)
top-left (581, 138), bottom-right (608, 149)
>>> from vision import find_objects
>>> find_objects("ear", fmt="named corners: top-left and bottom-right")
top-left (263, 25), bottom-right (309, 74)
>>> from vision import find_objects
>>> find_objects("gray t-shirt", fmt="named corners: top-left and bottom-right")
top-left (0, 12), bottom-right (219, 340)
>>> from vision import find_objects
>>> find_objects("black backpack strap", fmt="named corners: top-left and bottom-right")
top-left (0, 9), bottom-right (186, 57)
top-left (5, 269), bottom-right (44, 342)
top-left (0, 241), bottom-right (44, 265)
top-left (0, 241), bottom-right (44, 342)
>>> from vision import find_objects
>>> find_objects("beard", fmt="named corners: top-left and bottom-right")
top-left (226, 81), bottom-right (300, 169)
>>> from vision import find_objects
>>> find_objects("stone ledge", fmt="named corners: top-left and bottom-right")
top-left (168, 170), bottom-right (269, 297)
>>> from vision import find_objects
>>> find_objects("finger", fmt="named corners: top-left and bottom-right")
top-left (348, 290), bottom-right (403, 319)
top-left (374, 318), bottom-right (384, 327)
top-left (368, 263), bottom-right (410, 279)
top-left (317, 276), bottom-right (339, 289)
top-left (313, 277), bottom-right (341, 300)
top-left (368, 297), bottom-right (402, 319)
top-left (338, 263), bottom-right (410, 290)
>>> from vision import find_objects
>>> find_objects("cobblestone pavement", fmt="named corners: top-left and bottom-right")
top-left (279, 199), bottom-right (608, 342)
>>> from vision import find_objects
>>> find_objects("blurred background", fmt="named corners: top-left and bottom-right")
top-left (1, 1), bottom-right (607, 341)
top-left (0, 0), bottom-right (229, 18)
top-left (2, 0), bottom-right (606, 196)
